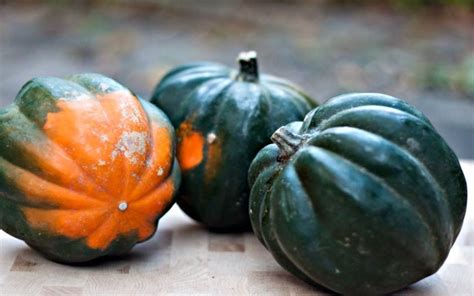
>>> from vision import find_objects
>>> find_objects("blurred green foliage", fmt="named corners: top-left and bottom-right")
top-left (418, 55), bottom-right (474, 97)
top-left (333, 0), bottom-right (473, 8)
top-left (391, 0), bottom-right (473, 8)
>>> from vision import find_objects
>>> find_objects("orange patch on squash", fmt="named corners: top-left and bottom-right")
top-left (177, 121), bottom-right (204, 171)
top-left (14, 90), bottom-right (176, 250)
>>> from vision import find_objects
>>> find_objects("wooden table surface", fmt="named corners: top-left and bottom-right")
top-left (1, 161), bottom-right (473, 295)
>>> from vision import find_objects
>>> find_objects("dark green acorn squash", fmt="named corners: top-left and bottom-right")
top-left (248, 93), bottom-right (467, 295)
top-left (151, 51), bottom-right (315, 231)
top-left (0, 73), bottom-right (180, 263)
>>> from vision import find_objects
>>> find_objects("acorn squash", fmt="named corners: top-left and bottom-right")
top-left (0, 73), bottom-right (180, 263)
top-left (151, 51), bottom-right (315, 231)
top-left (248, 93), bottom-right (467, 295)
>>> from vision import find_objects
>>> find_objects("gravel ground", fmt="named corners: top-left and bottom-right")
top-left (1, 1), bottom-right (472, 157)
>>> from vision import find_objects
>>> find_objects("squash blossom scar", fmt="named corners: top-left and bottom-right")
top-left (118, 201), bottom-right (128, 212)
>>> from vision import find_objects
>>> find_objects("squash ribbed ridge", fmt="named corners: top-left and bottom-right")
top-left (297, 144), bottom-right (449, 261)
top-left (268, 167), bottom-right (327, 286)
top-left (15, 87), bottom-right (118, 199)
top-left (0, 156), bottom-right (107, 209)
top-left (0, 108), bottom-right (112, 200)
top-left (312, 126), bottom-right (453, 242)
top-left (313, 106), bottom-right (454, 236)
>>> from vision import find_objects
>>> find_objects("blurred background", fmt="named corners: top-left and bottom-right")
top-left (0, 0), bottom-right (473, 158)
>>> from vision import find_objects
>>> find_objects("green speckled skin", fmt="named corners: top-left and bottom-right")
top-left (0, 73), bottom-right (180, 263)
top-left (249, 93), bottom-right (467, 295)
top-left (151, 61), bottom-right (315, 231)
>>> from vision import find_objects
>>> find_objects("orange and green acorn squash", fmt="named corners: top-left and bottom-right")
top-left (0, 73), bottom-right (180, 263)
top-left (151, 51), bottom-right (316, 231)
top-left (249, 93), bottom-right (467, 295)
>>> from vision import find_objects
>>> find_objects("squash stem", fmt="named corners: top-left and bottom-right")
top-left (236, 51), bottom-right (259, 82)
top-left (271, 126), bottom-right (304, 161)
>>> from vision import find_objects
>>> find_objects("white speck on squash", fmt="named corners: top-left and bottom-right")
top-left (207, 132), bottom-right (217, 144)
top-left (100, 135), bottom-right (109, 143)
top-left (406, 137), bottom-right (420, 151)
top-left (99, 82), bottom-right (109, 92)
top-left (157, 167), bottom-right (164, 176)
